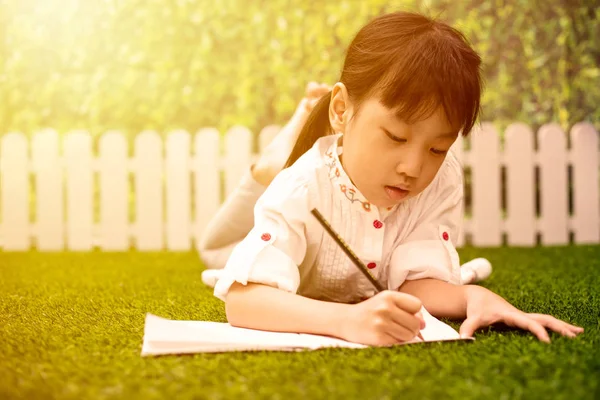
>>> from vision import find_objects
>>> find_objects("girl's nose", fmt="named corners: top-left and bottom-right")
top-left (396, 151), bottom-right (423, 179)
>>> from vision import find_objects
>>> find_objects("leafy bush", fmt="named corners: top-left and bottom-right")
top-left (1, 0), bottom-right (597, 140)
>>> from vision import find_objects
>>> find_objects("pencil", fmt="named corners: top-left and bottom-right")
top-left (310, 208), bottom-right (385, 292)
top-left (310, 208), bottom-right (425, 342)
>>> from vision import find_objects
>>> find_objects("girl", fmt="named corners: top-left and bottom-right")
top-left (200, 83), bottom-right (490, 282)
top-left (201, 11), bottom-right (583, 346)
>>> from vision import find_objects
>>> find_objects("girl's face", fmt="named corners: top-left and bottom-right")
top-left (329, 83), bottom-right (459, 209)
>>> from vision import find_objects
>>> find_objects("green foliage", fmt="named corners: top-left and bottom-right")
top-left (423, 0), bottom-right (600, 132)
top-left (0, 0), bottom-right (597, 139)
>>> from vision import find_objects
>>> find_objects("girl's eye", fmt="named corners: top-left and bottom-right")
top-left (383, 129), bottom-right (407, 143)
top-left (431, 148), bottom-right (448, 155)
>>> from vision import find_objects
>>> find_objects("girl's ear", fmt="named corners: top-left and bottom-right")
top-left (328, 82), bottom-right (351, 133)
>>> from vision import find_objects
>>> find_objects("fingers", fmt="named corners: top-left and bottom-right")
top-left (527, 313), bottom-right (584, 337)
top-left (529, 313), bottom-right (584, 331)
top-left (386, 306), bottom-right (422, 335)
top-left (370, 291), bottom-right (424, 343)
top-left (382, 318), bottom-right (419, 343)
top-left (505, 312), bottom-right (551, 343)
top-left (461, 312), bottom-right (584, 342)
top-left (415, 311), bottom-right (426, 329)
top-left (375, 331), bottom-right (408, 347)
top-left (387, 291), bottom-right (422, 314)
top-left (528, 314), bottom-right (573, 336)
top-left (459, 317), bottom-right (482, 338)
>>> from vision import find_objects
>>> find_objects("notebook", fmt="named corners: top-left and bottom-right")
top-left (141, 306), bottom-right (473, 356)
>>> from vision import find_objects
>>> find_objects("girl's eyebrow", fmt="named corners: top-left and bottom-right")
top-left (437, 131), bottom-right (459, 138)
top-left (383, 120), bottom-right (457, 138)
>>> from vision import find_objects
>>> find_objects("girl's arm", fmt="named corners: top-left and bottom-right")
top-left (225, 282), bottom-right (349, 336)
top-left (225, 282), bottom-right (426, 346)
top-left (399, 278), bottom-right (468, 319)
top-left (399, 278), bottom-right (584, 342)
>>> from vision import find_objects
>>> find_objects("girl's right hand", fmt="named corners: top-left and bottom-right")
top-left (339, 291), bottom-right (426, 346)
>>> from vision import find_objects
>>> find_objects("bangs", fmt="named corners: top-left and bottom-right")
top-left (376, 27), bottom-right (483, 135)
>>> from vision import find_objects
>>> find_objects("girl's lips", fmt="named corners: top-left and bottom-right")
top-left (384, 185), bottom-right (409, 201)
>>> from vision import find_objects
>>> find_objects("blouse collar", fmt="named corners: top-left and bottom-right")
top-left (323, 133), bottom-right (399, 219)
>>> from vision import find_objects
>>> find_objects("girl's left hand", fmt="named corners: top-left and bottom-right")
top-left (459, 285), bottom-right (584, 342)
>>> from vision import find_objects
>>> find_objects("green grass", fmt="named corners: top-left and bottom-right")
top-left (1, 246), bottom-right (599, 400)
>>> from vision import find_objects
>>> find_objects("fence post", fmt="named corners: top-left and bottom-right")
top-left (193, 128), bottom-right (220, 247)
top-left (99, 131), bottom-right (129, 250)
top-left (471, 123), bottom-right (502, 246)
top-left (32, 129), bottom-right (64, 250)
top-left (134, 131), bottom-right (164, 250)
top-left (504, 123), bottom-right (536, 246)
top-left (0, 133), bottom-right (29, 250)
top-left (64, 131), bottom-right (94, 250)
top-left (166, 130), bottom-right (191, 251)
top-left (571, 122), bottom-right (600, 243)
top-left (538, 123), bottom-right (569, 245)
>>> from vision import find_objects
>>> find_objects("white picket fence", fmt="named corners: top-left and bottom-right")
top-left (0, 122), bottom-right (598, 251)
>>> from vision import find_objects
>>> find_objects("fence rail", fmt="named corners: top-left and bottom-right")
top-left (0, 122), bottom-right (598, 251)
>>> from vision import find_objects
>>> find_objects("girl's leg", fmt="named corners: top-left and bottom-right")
top-left (251, 82), bottom-right (331, 186)
top-left (198, 82), bottom-right (331, 269)
top-left (460, 258), bottom-right (492, 284)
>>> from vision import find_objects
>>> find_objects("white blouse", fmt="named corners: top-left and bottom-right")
top-left (214, 133), bottom-right (463, 304)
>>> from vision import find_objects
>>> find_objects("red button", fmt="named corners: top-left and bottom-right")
top-left (373, 220), bottom-right (383, 229)
top-left (442, 232), bottom-right (449, 241)
top-left (261, 233), bottom-right (271, 241)
top-left (367, 262), bottom-right (376, 269)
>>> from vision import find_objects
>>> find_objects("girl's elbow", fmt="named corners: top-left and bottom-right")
top-left (224, 299), bottom-right (242, 326)
top-left (224, 303), bottom-right (240, 327)
top-left (224, 283), bottom-right (247, 326)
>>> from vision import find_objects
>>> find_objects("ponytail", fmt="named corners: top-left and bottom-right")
top-left (283, 91), bottom-right (333, 168)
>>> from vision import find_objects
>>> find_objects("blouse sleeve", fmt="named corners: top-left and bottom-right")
top-left (213, 167), bottom-right (310, 301)
top-left (387, 153), bottom-right (464, 290)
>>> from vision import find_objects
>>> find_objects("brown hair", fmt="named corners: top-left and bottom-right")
top-left (284, 11), bottom-right (483, 168)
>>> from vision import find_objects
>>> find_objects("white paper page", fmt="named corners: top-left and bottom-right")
top-left (418, 307), bottom-right (465, 342)
top-left (141, 314), bottom-right (367, 356)
top-left (141, 307), bottom-right (473, 356)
